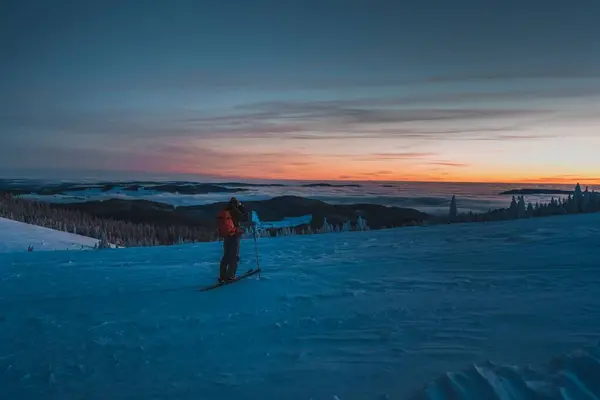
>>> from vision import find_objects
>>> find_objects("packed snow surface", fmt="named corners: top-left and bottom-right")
top-left (1, 213), bottom-right (600, 399)
top-left (0, 217), bottom-right (99, 253)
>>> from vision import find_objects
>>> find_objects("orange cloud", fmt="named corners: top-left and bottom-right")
top-left (146, 141), bottom-right (600, 185)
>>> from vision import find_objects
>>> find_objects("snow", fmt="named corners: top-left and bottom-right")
top-left (1, 213), bottom-right (600, 399)
top-left (259, 214), bottom-right (312, 229)
top-left (251, 211), bottom-right (312, 229)
top-left (0, 217), bottom-right (100, 253)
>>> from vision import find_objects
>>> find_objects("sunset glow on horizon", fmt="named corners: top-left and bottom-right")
top-left (2, 1), bottom-right (599, 184)
top-left (169, 161), bottom-right (600, 186)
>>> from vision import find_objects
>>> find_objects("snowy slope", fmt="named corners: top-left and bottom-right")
top-left (1, 213), bottom-right (600, 399)
top-left (0, 217), bottom-right (100, 253)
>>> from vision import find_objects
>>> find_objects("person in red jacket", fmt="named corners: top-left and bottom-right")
top-left (216, 197), bottom-right (248, 282)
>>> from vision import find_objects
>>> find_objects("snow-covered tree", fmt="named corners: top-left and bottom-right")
top-left (508, 196), bottom-right (518, 218)
top-left (340, 221), bottom-right (351, 232)
top-left (318, 218), bottom-right (333, 233)
top-left (582, 187), bottom-right (591, 212)
top-left (356, 216), bottom-right (369, 231)
top-left (279, 226), bottom-right (295, 237)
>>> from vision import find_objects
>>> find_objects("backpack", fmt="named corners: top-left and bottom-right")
top-left (216, 209), bottom-right (236, 237)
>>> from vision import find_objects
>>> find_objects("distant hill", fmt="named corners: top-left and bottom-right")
top-left (1, 181), bottom-right (248, 196)
top-left (500, 188), bottom-right (573, 195)
top-left (0, 179), bottom-right (363, 197)
top-left (53, 195), bottom-right (428, 231)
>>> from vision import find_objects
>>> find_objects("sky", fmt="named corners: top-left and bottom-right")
top-left (1, 0), bottom-right (600, 184)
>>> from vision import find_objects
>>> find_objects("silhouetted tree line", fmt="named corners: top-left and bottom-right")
top-left (0, 192), bottom-right (380, 248)
top-left (448, 184), bottom-right (600, 223)
top-left (0, 193), bottom-right (215, 247)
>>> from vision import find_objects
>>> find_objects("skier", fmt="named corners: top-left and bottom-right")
top-left (216, 197), bottom-right (248, 282)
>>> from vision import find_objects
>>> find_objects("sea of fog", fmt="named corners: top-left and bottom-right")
top-left (13, 180), bottom-right (597, 216)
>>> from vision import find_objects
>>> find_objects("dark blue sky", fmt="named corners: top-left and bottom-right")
top-left (2, 0), bottom-right (599, 182)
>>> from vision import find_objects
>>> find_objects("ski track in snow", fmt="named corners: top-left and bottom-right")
top-left (1, 213), bottom-right (600, 399)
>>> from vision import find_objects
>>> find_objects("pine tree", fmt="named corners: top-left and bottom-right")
top-left (356, 216), bottom-right (369, 231)
top-left (517, 196), bottom-right (526, 218)
top-left (509, 196), bottom-right (518, 219)
top-left (582, 186), bottom-right (591, 212)
top-left (319, 218), bottom-right (333, 233)
top-left (449, 195), bottom-right (457, 222)
top-left (341, 220), bottom-right (351, 232)
top-left (574, 183), bottom-right (583, 212)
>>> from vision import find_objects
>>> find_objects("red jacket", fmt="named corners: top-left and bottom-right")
top-left (217, 209), bottom-right (242, 237)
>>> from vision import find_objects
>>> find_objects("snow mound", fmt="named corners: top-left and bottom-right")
top-left (409, 345), bottom-right (600, 399)
top-left (0, 217), bottom-right (100, 253)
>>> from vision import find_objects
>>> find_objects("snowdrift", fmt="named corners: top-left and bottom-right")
top-left (410, 345), bottom-right (600, 399)
top-left (0, 217), bottom-right (100, 253)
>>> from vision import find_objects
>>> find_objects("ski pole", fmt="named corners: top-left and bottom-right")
top-left (253, 224), bottom-right (261, 278)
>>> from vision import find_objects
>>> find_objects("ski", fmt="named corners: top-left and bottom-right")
top-left (199, 268), bottom-right (261, 292)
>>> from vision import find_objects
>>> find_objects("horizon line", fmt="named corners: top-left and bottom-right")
top-left (0, 175), bottom-right (597, 187)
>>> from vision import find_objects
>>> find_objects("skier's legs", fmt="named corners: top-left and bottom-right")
top-left (226, 235), bottom-right (241, 279)
top-left (219, 238), bottom-right (230, 280)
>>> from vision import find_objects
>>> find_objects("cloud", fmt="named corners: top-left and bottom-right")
top-left (430, 162), bottom-right (469, 167)
top-left (7, 70), bottom-right (600, 146)
top-left (353, 152), bottom-right (436, 161)
top-left (424, 71), bottom-right (600, 84)
top-left (355, 170), bottom-right (397, 178)
top-left (241, 85), bottom-right (600, 112)
top-left (284, 126), bottom-right (533, 141)
top-left (0, 144), bottom-right (171, 173)
top-left (95, 67), bottom-right (600, 93)
top-left (0, 140), bottom-right (333, 180)
top-left (461, 133), bottom-right (557, 141)
top-left (520, 175), bottom-right (600, 184)
top-left (192, 106), bottom-right (554, 143)
top-left (237, 99), bottom-right (549, 124)
top-left (147, 143), bottom-right (320, 178)
top-left (346, 154), bottom-right (470, 168)
top-left (1, 98), bottom-right (557, 144)
top-left (333, 153), bottom-right (471, 169)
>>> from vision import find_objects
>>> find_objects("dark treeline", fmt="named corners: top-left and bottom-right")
top-left (0, 193), bottom-right (215, 247)
top-left (449, 183), bottom-right (600, 223)
top-left (1, 183), bottom-right (597, 250)
top-left (0, 193), bottom-right (380, 249)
